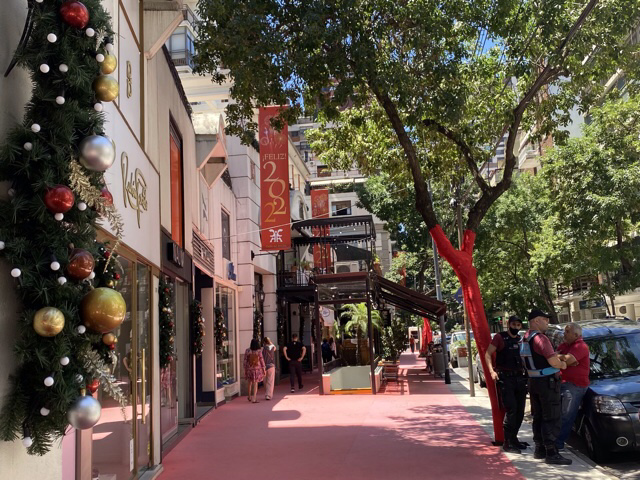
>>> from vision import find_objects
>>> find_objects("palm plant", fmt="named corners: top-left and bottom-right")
top-left (339, 303), bottom-right (382, 364)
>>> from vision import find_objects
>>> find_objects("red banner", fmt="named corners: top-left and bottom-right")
top-left (259, 107), bottom-right (291, 250)
top-left (311, 189), bottom-right (331, 269)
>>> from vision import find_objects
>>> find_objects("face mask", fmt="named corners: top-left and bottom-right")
top-left (509, 327), bottom-right (520, 336)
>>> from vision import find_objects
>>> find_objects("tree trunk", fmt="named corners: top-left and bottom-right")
top-left (604, 271), bottom-right (616, 315)
top-left (537, 277), bottom-right (559, 324)
top-left (615, 220), bottom-right (633, 274)
top-left (430, 225), bottom-right (505, 444)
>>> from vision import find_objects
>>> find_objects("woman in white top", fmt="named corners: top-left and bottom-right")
top-left (262, 337), bottom-right (277, 400)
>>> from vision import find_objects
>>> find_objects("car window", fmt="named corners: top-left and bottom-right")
top-left (586, 333), bottom-right (640, 379)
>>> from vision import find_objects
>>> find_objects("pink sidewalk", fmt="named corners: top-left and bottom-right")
top-left (160, 353), bottom-right (524, 480)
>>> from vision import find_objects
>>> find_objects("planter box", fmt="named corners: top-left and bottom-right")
top-left (382, 361), bottom-right (399, 381)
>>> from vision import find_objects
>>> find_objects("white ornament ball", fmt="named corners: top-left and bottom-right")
top-left (50, 261), bottom-right (60, 271)
top-left (54, 213), bottom-right (64, 221)
top-left (105, 43), bottom-right (114, 53)
top-left (75, 374), bottom-right (84, 383)
top-left (77, 325), bottom-right (86, 334)
top-left (7, 188), bottom-right (16, 198)
top-left (0, 241), bottom-right (4, 250)
top-left (35, 0), bottom-right (43, 3)
top-left (44, 376), bottom-right (54, 387)
top-left (60, 356), bottom-right (70, 366)
top-left (57, 276), bottom-right (67, 285)
top-left (31, 124), bottom-right (41, 133)
top-left (85, 28), bottom-right (95, 38)
top-left (79, 135), bottom-right (116, 172)
top-left (56, 96), bottom-right (65, 105)
top-left (10, 268), bottom-right (21, 278)
top-left (23, 142), bottom-right (33, 151)
top-left (96, 53), bottom-right (105, 63)
top-left (47, 33), bottom-right (57, 43)
top-left (40, 407), bottom-right (50, 416)
top-left (88, 271), bottom-right (96, 280)
top-left (77, 202), bottom-right (87, 211)
top-left (68, 395), bottom-right (101, 430)
top-left (93, 102), bottom-right (103, 112)
top-left (59, 64), bottom-right (68, 73)
top-left (22, 437), bottom-right (33, 448)
top-left (39, 64), bottom-right (50, 74)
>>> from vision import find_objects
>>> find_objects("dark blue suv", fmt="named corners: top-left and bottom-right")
top-left (547, 319), bottom-right (640, 462)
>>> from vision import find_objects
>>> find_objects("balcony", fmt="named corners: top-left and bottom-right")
top-left (167, 26), bottom-right (195, 70)
top-left (556, 275), bottom-right (599, 299)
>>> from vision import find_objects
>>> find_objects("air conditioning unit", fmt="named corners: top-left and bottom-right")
top-left (309, 161), bottom-right (315, 166)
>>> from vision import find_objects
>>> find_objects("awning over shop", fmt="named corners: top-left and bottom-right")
top-left (374, 275), bottom-right (446, 320)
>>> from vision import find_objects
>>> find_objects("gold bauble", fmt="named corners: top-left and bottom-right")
top-left (102, 332), bottom-right (117, 346)
top-left (81, 287), bottom-right (126, 333)
top-left (100, 54), bottom-right (117, 75)
top-left (93, 75), bottom-right (119, 102)
top-left (33, 307), bottom-right (65, 337)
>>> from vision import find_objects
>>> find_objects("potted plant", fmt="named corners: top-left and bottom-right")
top-left (339, 303), bottom-right (382, 365)
top-left (300, 259), bottom-right (312, 271)
top-left (381, 318), bottom-right (406, 380)
top-left (372, 253), bottom-right (383, 275)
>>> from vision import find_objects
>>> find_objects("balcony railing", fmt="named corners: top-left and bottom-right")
top-left (556, 275), bottom-right (599, 299)
top-left (170, 49), bottom-right (195, 69)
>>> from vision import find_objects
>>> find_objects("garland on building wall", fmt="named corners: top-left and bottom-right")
top-left (159, 277), bottom-right (176, 369)
top-left (0, 0), bottom-right (126, 455)
top-left (253, 309), bottom-right (263, 340)
top-left (190, 300), bottom-right (205, 357)
top-left (214, 307), bottom-right (227, 355)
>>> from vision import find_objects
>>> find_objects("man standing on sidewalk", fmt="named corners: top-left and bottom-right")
top-left (283, 333), bottom-right (305, 393)
top-left (556, 323), bottom-right (590, 450)
top-left (521, 309), bottom-right (572, 466)
top-left (484, 316), bottom-right (528, 453)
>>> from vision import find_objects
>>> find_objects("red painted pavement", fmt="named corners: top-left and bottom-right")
top-left (160, 352), bottom-right (525, 480)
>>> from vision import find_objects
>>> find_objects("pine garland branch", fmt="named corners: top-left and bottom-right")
top-left (79, 346), bottom-right (126, 416)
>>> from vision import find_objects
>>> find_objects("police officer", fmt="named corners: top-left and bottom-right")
top-left (521, 309), bottom-right (572, 465)
top-left (484, 315), bottom-right (527, 453)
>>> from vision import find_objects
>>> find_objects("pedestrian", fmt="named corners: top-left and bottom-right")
top-left (556, 323), bottom-right (590, 450)
top-left (244, 339), bottom-right (266, 403)
top-left (322, 338), bottom-right (336, 364)
top-left (409, 335), bottom-right (415, 353)
top-left (521, 309), bottom-right (572, 465)
top-left (283, 333), bottom-right (306, 393)
top-left (262, 337), bottom-right (277, 401)
top-left (484, 315), bottom-right (528, 453)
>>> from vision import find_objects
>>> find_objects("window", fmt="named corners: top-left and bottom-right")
top-left (167, 26), bottom-right (195, 68)
top-left (332, 201), bottom-right (352, 216)
top-left (317, 165), bottom-right (330, 177)
top-left (221, 210), bottom-right (231, 260)
top-left (216, 286), bottom-right (236, 386)
top-left (170, 122), bottom-right (184, 247)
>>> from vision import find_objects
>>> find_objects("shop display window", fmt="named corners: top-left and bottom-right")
top-left (216, 286), bottom-right (236, 387)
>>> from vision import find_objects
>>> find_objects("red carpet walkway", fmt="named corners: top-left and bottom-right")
top-left (160, 352), bottom-right (524, 480)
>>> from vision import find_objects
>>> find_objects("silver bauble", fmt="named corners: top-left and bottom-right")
top-left (79, 135), bottom-right (115, 172)
top-left (68, 395), bottom-right (101, 429)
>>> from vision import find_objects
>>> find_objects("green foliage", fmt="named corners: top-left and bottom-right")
top-left (159, 278), bottom-right (176, 369)
top-left (382, 318), bottom-right (406, 362)
top-left (339, 303), bottom-right (382, 337)
top-left (191, 300), bottom-right (205, 357)
top-left (0, 0), bottom-right (115, 454)
top-left (253, 309), bottom-right (263, 340)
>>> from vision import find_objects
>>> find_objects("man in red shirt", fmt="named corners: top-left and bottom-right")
top-left (556, 323), bottom-right (590, 450)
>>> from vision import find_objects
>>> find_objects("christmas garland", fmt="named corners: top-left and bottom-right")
top-left (214, 307), bottom-right (227, 355)
top-left (0, 0), bottom-right (126, 454)
top-left (190, 300), bottom-right (205, 357)
top-left (159, 277), bottom-right (176, 369)
top-left (253, 309), bottom-right (263, 340)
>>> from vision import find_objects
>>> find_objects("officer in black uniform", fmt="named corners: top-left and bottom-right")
top-left (522, 309), bottom-right (572, 465)
top-left (484, 315), bottom-right (528, 453)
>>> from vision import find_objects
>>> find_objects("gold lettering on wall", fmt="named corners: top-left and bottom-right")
top-left (126, 61), bottom-right (133, 98)
top-left (121, 152), bottom-right (148, 228)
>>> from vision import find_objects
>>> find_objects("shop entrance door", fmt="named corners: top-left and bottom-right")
top-left (91, 256), bottom-right (153, 479)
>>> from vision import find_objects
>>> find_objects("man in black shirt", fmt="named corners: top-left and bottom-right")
top-left (284, 333), bottom-right (306, 393)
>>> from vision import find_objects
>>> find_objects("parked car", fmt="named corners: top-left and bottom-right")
top-left (449, 331), bottom-right (474, 368)
top-left (546, 319), bottom-right (640, 462)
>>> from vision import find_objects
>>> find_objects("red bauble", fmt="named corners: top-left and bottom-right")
top-left (103, 251), bottom-right (111, 259)
top-left (44, 185), bottom-right (75, 214)
top-left (168, 322), bottom-right (174, 329)
top-left (87, 378), bottom-right (100, 394)
top-left (114, 273), bottom-right (121, 280)
top-left (109, 343), bottom-right (116, 350)
top-left (59, 1), bottom-right (90, 29)
top-left (100, 187), bottom-right (113, 206)
top-left (67, 248), bottom-right (95, 280)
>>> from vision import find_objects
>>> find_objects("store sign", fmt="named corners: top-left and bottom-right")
top-left (121, 152), bottom-right (148, 228)
top-left (579, 299), bottom-right (605, 310)
top-left (167, 241), bottom-right (185, 268)
top-left (311, 189), bottom-right (331, 268)
top-left (259, 106), bottom-right (291, 250)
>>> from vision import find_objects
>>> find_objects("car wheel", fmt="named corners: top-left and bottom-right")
top-left (451, 356), bottom-right (458, 368)
top-left (583, 421), bottom-right (609, 463)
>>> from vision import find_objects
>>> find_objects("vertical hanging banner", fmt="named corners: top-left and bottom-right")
top-left (259, 106), bottom-right (291, 250)
top-left (311, 189), bottom-right (331, 270)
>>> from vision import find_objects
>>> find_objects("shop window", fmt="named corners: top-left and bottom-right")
top-left (216, 286), bottom-right (236, 387)
top-left (221, 209), bottom-right (231, 260)
top-left (332, 200), bottom-right (351, 216)
top-left (170, 122), bottom-right (184, 247)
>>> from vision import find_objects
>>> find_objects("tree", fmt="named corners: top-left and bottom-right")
top-left (340, 303), bottom-right (382, 364)
top-left (194, 0), bottom-right (640, 442)
top-left (532, 93), bottom-right (640, 314)
top-left (0, 0), bottom-right (123, 454)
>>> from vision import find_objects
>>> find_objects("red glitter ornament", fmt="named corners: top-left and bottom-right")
top-left (100, 187), bottom-right (114, 206)
top-left (59, 1), bottom-right (90, 29)
top-left (44, 185), bottom-right (75, 214)
top-left (109, 343), bottom-right (116, 350)
top-left (114, 273), bottom-right (121, 280)
top-left (103, 251), bottom-right (111, 259)
top-left (87, 378), bottom-right (100, 394)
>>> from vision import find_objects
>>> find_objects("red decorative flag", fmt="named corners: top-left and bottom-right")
top-left (259, 107), bottom-right (291, 250)
top-left (421, 318), bottom-right (433, 354)
top-left (311, 189), bottom-right (331, 270)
